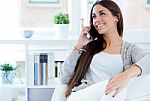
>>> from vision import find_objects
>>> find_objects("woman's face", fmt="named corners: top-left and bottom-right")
top-left (92, 4), bottom-right (118, 35)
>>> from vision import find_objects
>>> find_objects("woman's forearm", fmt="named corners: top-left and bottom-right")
top-left (123, 65), bottom-right (142, 78)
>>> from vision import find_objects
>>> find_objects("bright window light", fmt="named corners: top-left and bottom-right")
top-left (0, 0), bottom-right (19, 38)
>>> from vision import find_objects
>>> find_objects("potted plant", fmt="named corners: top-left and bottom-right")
top-left (0, 63), bottom-right (19, 83)
top-left (53, 12), bottom-right (70, 39)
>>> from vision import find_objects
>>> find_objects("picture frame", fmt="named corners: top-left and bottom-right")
top-left (28, 0), bottom-right (60, 7)
top-left (29, 0), bottom-right (59, 3)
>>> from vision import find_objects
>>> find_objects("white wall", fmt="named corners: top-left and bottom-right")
top-left (20, 0), bottom-right (68, 28)
top-left (123, 29), bottom-right (150, 51)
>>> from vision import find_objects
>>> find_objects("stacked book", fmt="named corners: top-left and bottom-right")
top-left (34, 53), bottom-right (55, 85)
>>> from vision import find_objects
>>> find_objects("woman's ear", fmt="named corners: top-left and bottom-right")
top-left (113, 13), bottom-right (120, 22)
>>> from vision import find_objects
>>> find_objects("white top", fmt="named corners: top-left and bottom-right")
top-left (88, 52), bottom-right (123, 83)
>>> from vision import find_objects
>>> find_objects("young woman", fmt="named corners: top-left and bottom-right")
top-left (59, 0), bottom-right (150, 101)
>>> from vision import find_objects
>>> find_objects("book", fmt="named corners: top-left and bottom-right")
top-left (40, 53), bottom-right (48, 85)
top-left (34, 54), bottom-right (42, 85)
top-left (47, 53), bottom-right (55, 80)
top-left (34, 52), bottom-right (55, 85)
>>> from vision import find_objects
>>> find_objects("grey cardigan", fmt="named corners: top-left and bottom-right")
top-left (59, 41), bottom-right (150, 91)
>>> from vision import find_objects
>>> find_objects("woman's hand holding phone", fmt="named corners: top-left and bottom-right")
top-left (75, 26), bottom-right (93, 49)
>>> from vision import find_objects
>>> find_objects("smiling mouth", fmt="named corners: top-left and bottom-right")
top-left (96, 23), bottom-right (105, 30)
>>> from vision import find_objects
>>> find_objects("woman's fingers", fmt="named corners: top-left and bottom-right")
top-left (105, 84), bottom-right (118, 95)
top-left (77, 26), bottom-right (92, 47)
top-left (108, 76), bottom-right (113, 82)
top-left (105, 78), bottom-right (115, 94)
top-left (105, 84), bottom-right (121, 97)
top-left (81, 26), bottom-right (91, 33)
top-left (105, 77), bottom-right (120, 95)
top-left (113, 88), bottom-right (121, 97)
top-left (104, 73), bottom-right (130, 98)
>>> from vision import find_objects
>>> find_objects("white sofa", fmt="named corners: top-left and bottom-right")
top-left (51, 74), bottom-right (150, 101)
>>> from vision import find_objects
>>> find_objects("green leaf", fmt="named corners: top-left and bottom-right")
top-left (53, 12), bottom-right (70, 24)
top-left (0, 63), bottom-right (19, 71)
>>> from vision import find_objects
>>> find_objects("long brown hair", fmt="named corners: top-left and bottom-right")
top-left (65, 0), bottom-right (123, 96)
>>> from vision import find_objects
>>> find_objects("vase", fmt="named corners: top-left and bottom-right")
top-left (54, 24), bottom-right (69, 39)
top-left (2, 70), bottom-right (15, 83)
top-left (22, 30), bottom-right (34, 38)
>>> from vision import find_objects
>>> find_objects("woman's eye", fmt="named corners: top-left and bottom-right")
top-left (92, 15), bottom-right (96, 19)
top-left (99, 12), bottom-right (105, 16)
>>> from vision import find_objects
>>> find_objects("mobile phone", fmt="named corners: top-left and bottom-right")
top-left (88, 24), bottom-right (97, 40)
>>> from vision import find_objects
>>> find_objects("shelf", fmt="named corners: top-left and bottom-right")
top-left (28, 78), bottom-right (60, 89)
top-left (0, 84), bottom-right (25, 88)
top-left (0, 39), bottom-right (77, 44)
top-left (0, 78), bottom-right (25, 88)
top-left (0, 36), bottom-right (76, 101)
top-left (27, 85), bottom-right (57, 89)
top-left (0, 33), bottom-right (78, 44)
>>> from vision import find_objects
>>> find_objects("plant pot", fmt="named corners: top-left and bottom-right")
top-left (54, 24), bottom-right (69, 39)
top-left (2, 70), bottom-right (15, 84)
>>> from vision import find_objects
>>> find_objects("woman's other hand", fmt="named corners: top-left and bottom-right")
top-left (105, 73), bottom-right (130, 98)
top-left (105, 65), bottom-right (141, 97)
top-left (75, 26), bottom-right (93, 49)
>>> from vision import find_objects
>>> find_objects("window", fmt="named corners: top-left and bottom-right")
top-left (0, 0), bottom-right (19, 38)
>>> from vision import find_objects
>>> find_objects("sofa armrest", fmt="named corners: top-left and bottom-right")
top-left (51, 74), bottom-right (150, 101)
top-left (51, 84), bottom-right (67, 101)
top-left (126, 73), bottom-right (150, 100)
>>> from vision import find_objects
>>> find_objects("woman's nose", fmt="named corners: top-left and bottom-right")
top-left (94, 18), bottom-right (101, 24)
top-left (94, 16), bottom-right (102, 23)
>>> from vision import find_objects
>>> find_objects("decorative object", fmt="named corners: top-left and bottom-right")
top-left (0, 63), bottom-right (19, 83)
top-left (53, 12), bottom-right (70, 39)
top-left (23, 30), bottom-right (34, 38)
